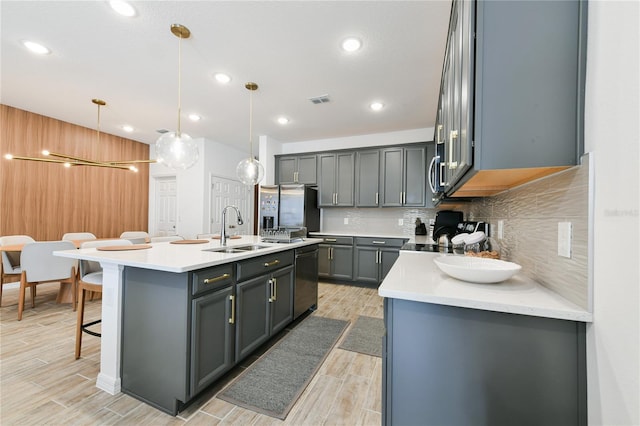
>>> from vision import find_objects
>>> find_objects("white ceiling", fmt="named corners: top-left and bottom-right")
top-left (1, 1), bottom-right (451, 154)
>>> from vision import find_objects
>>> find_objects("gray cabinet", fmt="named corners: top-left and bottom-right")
top-left (380, 146), bottom-right (426, 207)
top-left (318, 152), bottom-right (354, 207)
top-left (383, 298), bottom-right (587, 425)
top-left (277, 154), bottom-right (317, 184)
top-left (355, 149), bottom-right (381, 207)
top-left (434, 0), bottom-right (587, 199)
top-left (354, 237), bottom-right (405, 284)
top-left (317, 236), bottom-right (353, 281)
top-left (121, 263), bottom-right (235, 415)
top-left (235, 251), bottom-right (294, 362)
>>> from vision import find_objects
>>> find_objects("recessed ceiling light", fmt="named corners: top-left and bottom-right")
top-left (370, 102), bottom-right (384, 111)
top-left (22, 40), bottom-right (50, 55)
top-left (109, 0), bottom-right (136, 17)
top-left (277, 117), bottom-right (290, 125)
top-left (341, 37), bottom-right (362, 52)
top-left (188, 114), bottom-right (201, 122)
top-left (122, 125), bottom-right (134, 133)
top-left (214, 73), bottom-right (231, 84)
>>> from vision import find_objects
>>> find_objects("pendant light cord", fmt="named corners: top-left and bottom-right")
top-left (177, 33), bottom-right (182, 135)
top-left (97, 103), bottom-right (101, 145)
top-left (249, 88), bottom-right (253, 159)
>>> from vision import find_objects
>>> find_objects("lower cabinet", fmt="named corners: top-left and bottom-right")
top-left (190, 285), bottom-right (235, 396)
top-left (121, 249), bottom-right (298, 416)
top-left (317, 236), bottom-right (354, 281)
top-left (354, 237), bottom-right (405, 285)
top-left (235, 264), bottom-right (294, 362)
top-left (383, 298), bottom-right (587, 426)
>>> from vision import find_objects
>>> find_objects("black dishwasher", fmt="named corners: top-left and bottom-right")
top-left (294, 244), bottom-right (319, 319)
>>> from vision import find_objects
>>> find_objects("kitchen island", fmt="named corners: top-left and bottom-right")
top-left (56, 236), bottom-right (320, 414)
top-left (378, 250), bottom-right (592, 426)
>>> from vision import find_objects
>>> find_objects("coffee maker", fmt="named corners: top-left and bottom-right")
top-left (433, 210), bottom-right (464, 246)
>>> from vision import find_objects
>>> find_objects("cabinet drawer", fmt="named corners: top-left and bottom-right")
top-left (192, 264), bottom-right (234, 296)
top-left (317, 236), bottom-right (353, 245)
top-left (237, 250), bottom-right (294, 282)
top-left (355, 237), bottom-right (406, 248)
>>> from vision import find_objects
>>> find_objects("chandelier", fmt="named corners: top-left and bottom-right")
top-left (4, 98), bottom-right (155, 172)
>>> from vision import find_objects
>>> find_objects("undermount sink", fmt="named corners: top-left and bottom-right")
top-left (205, 244), bottom-right (269, 254)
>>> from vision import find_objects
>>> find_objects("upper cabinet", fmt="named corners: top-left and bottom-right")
top-left (277, 154), bottom-right (317, 185)
top-left (432, 0), bottom-right (587, 201)
top-left (380, 145), bottom-right (427, 207)
top-left (318, 152), bottom-right (355, 207)
top-left (355, 150), bottom-right (381, 207)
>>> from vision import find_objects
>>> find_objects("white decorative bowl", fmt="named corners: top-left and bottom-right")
top-left (433, 256), bottom-right (522, 284)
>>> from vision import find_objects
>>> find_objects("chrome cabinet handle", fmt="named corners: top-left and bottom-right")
top-left (372, 241), bottom-right (386, 245)
top-left (375, 192), bottom-right (379, 205)
top-left (449, 130), bottom-right (458, 169)
top-left (428, 155), bottom-right (438, 193)
top-left (437, 124), bottom-right (443, 144)
top-left (325, 238), bottom-right (337, 242)
top-left (268, 279), bottom-right (273, 302)
top-left (264, 259), bottom-right (280, 267)
top-left (229, 295), bottom-right (235, 324)
top-left (204, 273), bottom-right (230, 284)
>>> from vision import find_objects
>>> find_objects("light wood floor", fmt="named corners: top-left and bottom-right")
top-left (0, 281), bottom-right (383, 425)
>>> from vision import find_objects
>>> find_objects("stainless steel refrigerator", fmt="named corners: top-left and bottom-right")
top-left (258, 184), bottom-right (320, 234)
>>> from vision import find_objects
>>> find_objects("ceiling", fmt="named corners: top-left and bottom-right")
top-left (1, 1), bottom-right (451, 154)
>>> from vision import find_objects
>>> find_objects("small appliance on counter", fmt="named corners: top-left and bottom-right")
top-left (414, 218), bottom-right (427, 235)
top-left (433, 210), bottom-right (464, 246)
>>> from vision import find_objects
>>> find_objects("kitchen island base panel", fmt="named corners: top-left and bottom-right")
top-left (383, 298), bottom-right (587, 426)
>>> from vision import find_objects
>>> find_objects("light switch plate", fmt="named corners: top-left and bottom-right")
top-left (343, 217), bottom-right (349, 225)
top-left (398, 218), bottom-right (404, 226)
top-left (558, 222), bottom-right (572, 258)
top-left (497, 220), bottom-right (504, 239)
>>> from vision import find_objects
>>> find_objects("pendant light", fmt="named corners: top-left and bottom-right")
top-left (236, 82), bottom-right (265, 186)
top-left (4, 98), bottom-right (155, 171)
top-left (155, 24), bottom-right (199, 170)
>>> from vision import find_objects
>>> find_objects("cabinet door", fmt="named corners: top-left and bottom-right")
top-left (278, 157), bottom-right (298, 184)
top-left (296, 155), bottom-right (317, 184)
top-left (235, 276), bottom-right (270, 362)
top-left (356, 150), bottom-right (380, 207)
top-left (270, 265), bottom-right (294, 335)
top-left (331, 245), bottom-right (354, 281)
top-left (379, 249), bottom-right (400, 281)
top-left (190, 285), bottom-right (234, 396)
top-left (403, 146), bottom-right (426, 207)
top-left (354, 246), bottom-right (380, 284)
top-left (318, 154), bottom-right (337, 206)
top-left (335, 152), bottom-right (355, 206)
top-left (317, 244), bottom-right (332, 278)
top-left (425, 142), bottom-right (436, 208)
top-left (381, 148), bottom-right (403, 206)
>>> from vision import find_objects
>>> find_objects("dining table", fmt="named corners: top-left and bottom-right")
top-left (0, 238), bottom-right (121, 304)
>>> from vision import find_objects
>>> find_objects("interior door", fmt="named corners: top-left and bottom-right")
top-left (210, 175), bottom-right (253, 236)
top-left (155, 176), bottom-right (177, 236)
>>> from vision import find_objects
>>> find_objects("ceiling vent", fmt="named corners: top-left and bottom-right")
top-left (308, 94), bottom-right (330, 104)
top-left (156, 129), bottom-right (169, 134)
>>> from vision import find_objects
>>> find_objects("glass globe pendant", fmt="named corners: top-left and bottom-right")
top-left (156, 24), bottom-right (199, 170)
top-left (236, 82), bottom-right (264, 186)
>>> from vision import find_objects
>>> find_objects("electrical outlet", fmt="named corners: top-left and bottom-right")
top-left (398, 218), bottom-right (404, 226)
top-left (558, 222), bottom-right (572, 258)
top-left (497, 220), bottom-right (504, 240)
top-left (343, 217), bottom-right (349, 225)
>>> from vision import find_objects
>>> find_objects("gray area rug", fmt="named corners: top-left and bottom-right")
top-left (338, 315), bottom-right (385, 357)
top-left (217, 315), bottom-right (349, 419)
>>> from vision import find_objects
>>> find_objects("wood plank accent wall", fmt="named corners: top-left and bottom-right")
top-left (0, 105), bottom-right (150, 241)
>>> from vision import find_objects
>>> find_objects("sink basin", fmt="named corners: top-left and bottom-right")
top-left (204, 245), bottom-right (269, 254)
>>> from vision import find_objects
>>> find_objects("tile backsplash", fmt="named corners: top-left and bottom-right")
top-left (321, 207), bottom-right (439, 237)
top-left (469, 155), bottom-right (591, 310)
top-left (320, 156), bottom-right (591, 311)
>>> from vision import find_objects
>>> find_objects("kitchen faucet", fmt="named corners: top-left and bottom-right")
top-left (221, 205), bottom-right (244, 246)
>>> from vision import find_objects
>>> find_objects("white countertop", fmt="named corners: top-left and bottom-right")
top-left (379, 251), bottom-right (593, 322)
top-left (55, 235), bottom-right (320, 273)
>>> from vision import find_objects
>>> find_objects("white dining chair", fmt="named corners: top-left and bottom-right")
top-left (1, 235), bottom-right (36, 307)
top-left (62, 232), bottom-right (97, 241)
top-left (150, 235), bottom-right (184, 243)
top-left (18, 241), bottom-right (76, 321)
top-left (119, 231), bottom-right (149, 244)
top-left (75, 239), bottom-right (132, 359)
